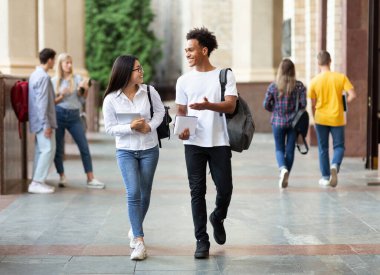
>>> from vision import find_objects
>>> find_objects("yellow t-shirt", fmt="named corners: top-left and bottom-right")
top-left (308, 71), bottom-right (354, 126)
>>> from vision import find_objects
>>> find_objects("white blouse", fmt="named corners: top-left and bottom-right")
top-left (102, 84), bottom-right (165, 150)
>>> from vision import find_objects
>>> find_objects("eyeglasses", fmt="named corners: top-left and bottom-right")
top-left (132, 66), bottom-right (144, 73)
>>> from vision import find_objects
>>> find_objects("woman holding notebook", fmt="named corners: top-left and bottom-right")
top-left (102, 55), bottom-right (165, 261)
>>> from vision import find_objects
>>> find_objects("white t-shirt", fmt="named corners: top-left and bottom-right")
top-left (175, 68), bottom-right (238, 147)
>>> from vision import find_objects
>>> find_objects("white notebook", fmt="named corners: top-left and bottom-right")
top-left (173, 116), bottom-right (198, 135)
top-left (116, 113), bottom-right (141, 124)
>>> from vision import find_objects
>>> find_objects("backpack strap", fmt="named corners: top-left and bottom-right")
top-left (219, 68), bottom-right (232, 116)
top-left (146, 84), bottom-right (162, 148)
top-left (147, 85), bottom-right (154, 118)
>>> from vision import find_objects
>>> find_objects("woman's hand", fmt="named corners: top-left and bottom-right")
top-left (60, 87), bottom-right (71, 96)
top-left (79, 79), bottom-right (89, 90)
top-left (130, 118), bottom-right (151, 134)
top-left (138, 122), bottom-right (151, 134)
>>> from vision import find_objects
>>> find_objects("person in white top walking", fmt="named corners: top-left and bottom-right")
top-left (102, 55), bottom-right (165, 261)
top-left (176, 27), bottom-right (238, 259)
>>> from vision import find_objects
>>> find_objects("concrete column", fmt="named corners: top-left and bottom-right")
top-left (38, 0), bottom-right (87, 75)
top-left (0, 0), bottom-right (39, 76)
top-left (180, 0), bottom-right (234, 73)
top-left (66, 0), bottom-right (86, 75)
top-left (232, 0), bottom-right (282, 82)
top-left (0, 0), bottom-right (87, 76)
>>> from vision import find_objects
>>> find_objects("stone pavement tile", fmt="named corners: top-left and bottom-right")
top-left (135, 256), bottom-right (219, 273)
top-left (64, 256), bottom-right (135, 274)
top-left (0, 256), bottom-right (69, 275)
top-left (0, 263), bottom-right (65, 275)
top-left (215, 255), bottom-right (356, 274)
top-left (355, 255), bottom-right (380, 274)
top-left (135, 272), bottom-right (220, 275)
top-left (1, 133), bottom-right (380, 274)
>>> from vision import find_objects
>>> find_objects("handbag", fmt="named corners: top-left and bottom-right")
top-left (147, 85), bottom-right (172, 148)
top-left (291, 90), bottom-right (309, 154)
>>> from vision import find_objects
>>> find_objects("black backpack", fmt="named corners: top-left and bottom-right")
top-left (147, 85), bottom-right (172, 148)
top-left (220, 68), bottom-right (255, 152)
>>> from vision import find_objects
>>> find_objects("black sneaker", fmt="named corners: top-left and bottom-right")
top-left (194, 240), bottom-right (210, 259)
top-left (209, 212), bottom-right (226, 245)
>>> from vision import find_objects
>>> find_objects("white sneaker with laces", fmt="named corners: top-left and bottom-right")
top-left (128, 229), bottom-right (137, 249)
top-left (279, 168), bottom-right (289, 188)
top-left (318, 178), bottom-right (331, 187)
top-left (58, 175), bottom-right (67, 188)
top-left (130, 241), bottom-right (147, 260)
top-left (330, 166), bottom-right (338, 187)
top-left (87, 178), bottom-right (105, 189)
top-left (28, 181), bottom-right (55, 194)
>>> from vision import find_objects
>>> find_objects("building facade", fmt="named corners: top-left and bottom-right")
top-left (0, 0), bottom-right (373, 162)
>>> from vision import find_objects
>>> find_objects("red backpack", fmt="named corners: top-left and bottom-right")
top-left (10, 81), bottom-right (29, 138)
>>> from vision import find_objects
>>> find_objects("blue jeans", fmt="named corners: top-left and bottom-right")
top-left (54, 106), bottom-right (93, 174)
top-left (315, 124), bottom-right (345, 179)
top-left (272, 125), bottom-right (297, 172)
top-left (33, 130), bottom-right (56, 183)
top-left (184, 145), bottom-right (233, 242)
top-left (116, 146), bottom-right (159, 238)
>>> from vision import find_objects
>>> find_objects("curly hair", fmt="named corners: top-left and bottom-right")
top-left (186, 27), bottom-right (218, 57)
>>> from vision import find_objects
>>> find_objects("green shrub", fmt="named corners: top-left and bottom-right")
top-left (85, 0), bottom-right (161, 90)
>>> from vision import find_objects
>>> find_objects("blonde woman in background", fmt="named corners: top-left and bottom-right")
top-left (263, 59), bottom-right (307, 188)
top-left (51, 53), bottom-right (105, 189)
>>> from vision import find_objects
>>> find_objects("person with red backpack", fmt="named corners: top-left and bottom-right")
top-left (28, 48), bottom-right (57, 194)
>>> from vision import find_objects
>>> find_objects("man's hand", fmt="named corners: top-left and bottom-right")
top-left (189, 97), bottom-right (209, 111)
top-left (179, 128), bottom-right (190, 140)
top-left (44, 128), bottom-right (52, 138)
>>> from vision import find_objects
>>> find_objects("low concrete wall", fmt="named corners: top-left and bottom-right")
top-left (0, 74), bottom-right (29, 194)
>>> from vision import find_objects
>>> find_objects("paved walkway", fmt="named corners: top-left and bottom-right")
top-left (1, 130), bottom-right (380, 274)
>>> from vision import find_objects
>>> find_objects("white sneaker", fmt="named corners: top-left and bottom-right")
top-left (279, 168), bottom-right (289, 188)
top-left (58, 175), bottom-right (67, 188)
top-left (130, 241), bottom-right (147, 260)
top-left (28, 181), bottom-right (55, 194)
top-left (128, 229), bottom-right (137, 249)
top-left (330, 166), bottom-right (338, 187)
top-left (318, 178), bottom-right (331, 187)
top-left (87, 178), bottom-right (105, 189)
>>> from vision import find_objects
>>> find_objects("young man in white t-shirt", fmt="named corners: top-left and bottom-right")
top-left (175, 27), bottom-right (238, 259)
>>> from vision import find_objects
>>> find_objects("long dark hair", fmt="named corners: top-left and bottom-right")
top-left (103, 55), bottom-right (138, 99)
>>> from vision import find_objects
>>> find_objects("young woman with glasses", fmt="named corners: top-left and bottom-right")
top-left (102, 55), bottom-right (165, 260)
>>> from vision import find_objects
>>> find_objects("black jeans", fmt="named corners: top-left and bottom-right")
top-left (184, 145), bottom-right (233, 242)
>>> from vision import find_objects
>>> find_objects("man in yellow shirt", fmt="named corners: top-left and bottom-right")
top-left (308, 51), bottom-right (356, 187)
